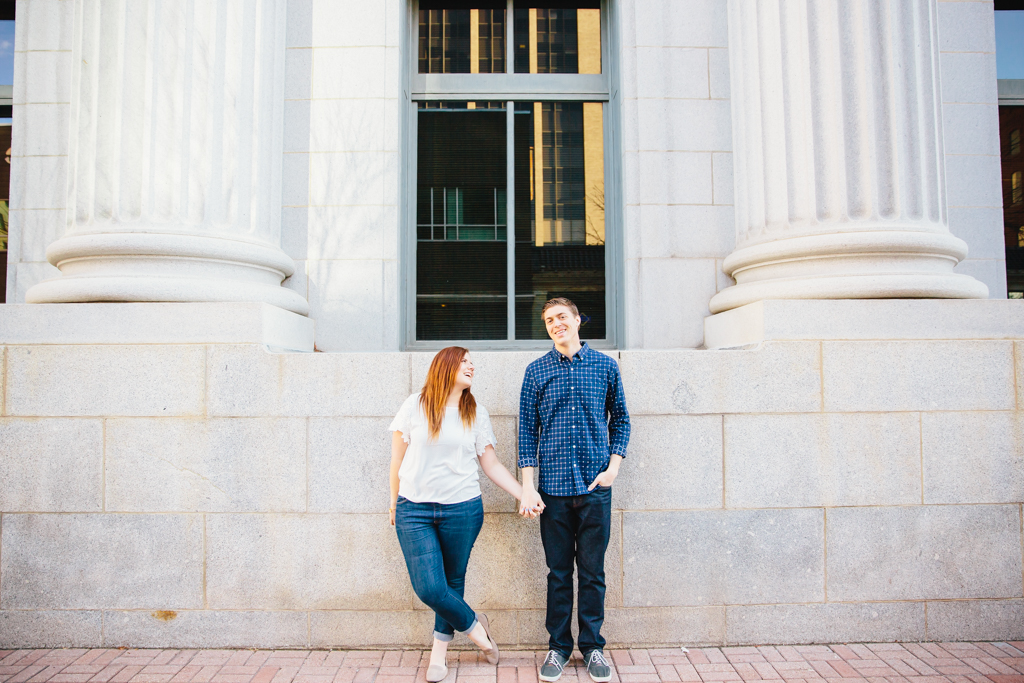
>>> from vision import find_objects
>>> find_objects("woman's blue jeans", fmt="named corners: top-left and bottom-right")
top-left (395, 495), bottom-right (484, 640)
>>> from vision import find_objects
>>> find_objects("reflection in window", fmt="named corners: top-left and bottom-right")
top-left (417, 102), bottom-right (508, 340)
top-left (514, 101), bottom-right (605, 340)
top-left (1012, 129), bottom-right (1021, 157)
top-left (514, 1), bottom-right (601, 74)
top-left (1014, 171), bottom-right (1023, 205)
top-left (419, 2), bottom-right (506, 74)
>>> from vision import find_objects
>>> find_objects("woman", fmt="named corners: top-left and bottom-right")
top-left (389, 347), bottom-right (534, 680)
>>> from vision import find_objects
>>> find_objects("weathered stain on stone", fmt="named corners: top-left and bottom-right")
top-left (151, 610), bottom-right (178, 622)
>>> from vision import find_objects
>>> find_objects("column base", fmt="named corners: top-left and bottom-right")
top-left (0, 302), bottom-right (314, 352)
top-left (704, 299), bottom-right (1024, 350)
top-left (25, 232), bottom-right (310, 316)
top-left (709, 231), bottom-right (989, 314)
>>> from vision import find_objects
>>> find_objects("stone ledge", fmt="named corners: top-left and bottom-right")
top-left (0, 302), bottom-right (314, 352)
top-left (704, 299), bottom-right (1024, 349)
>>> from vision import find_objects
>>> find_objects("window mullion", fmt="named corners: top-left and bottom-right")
top-left (507, 100), bottom-right (516, 341)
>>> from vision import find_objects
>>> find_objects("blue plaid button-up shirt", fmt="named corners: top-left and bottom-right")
top-left (518, 342), bottom-right (631, 496)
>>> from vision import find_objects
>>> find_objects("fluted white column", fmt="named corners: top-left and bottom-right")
top-left (709, 0), bottom-right (988, 315)
top-left (26, 0), bottom-right (309, 315)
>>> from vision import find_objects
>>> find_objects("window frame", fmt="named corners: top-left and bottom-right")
top-left (400, 0), bottom-right (622, 350)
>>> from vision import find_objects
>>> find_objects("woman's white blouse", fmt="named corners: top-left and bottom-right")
top-left (390, 393), bottom-right (498, 504)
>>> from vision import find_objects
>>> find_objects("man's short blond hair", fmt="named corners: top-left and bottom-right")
top-left (541, 297), bottom-right (579, 318)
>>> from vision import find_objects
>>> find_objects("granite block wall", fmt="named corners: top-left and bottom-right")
top-left (1, 341), bottom-right (1022, 649)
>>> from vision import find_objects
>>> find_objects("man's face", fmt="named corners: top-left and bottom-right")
top-left (544, 305), bottom-right (581, 344)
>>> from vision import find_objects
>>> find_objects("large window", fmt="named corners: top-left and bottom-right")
top-left (406, 0), bottom-right (615, 346)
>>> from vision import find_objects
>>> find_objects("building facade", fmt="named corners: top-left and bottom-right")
top-left (0, 0), bottom-right (1022, 649)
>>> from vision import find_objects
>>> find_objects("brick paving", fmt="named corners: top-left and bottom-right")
top-left (0, 644), bottom-right (1022, 683)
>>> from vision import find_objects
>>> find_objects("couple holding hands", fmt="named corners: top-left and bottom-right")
top-left (388, 298), bottom-right (631, 683)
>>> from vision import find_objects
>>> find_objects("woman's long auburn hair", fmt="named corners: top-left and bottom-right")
top-left (419, 346), bottom-right (477, 441)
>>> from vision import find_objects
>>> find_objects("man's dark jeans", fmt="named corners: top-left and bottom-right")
top-left (395, 495), bottom-right (484, 639)
top-left (539, 485), bottom-right (612, 658)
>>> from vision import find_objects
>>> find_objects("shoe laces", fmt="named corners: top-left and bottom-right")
top-left (544, 651), bottom-right (564, 668)
top-left (588, 651), bottom-right (609, 667)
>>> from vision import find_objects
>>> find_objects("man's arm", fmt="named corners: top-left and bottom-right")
top-left (587, 363), bottom-right (631, 491)
top-left (518, 369), bottom-right (544, 517)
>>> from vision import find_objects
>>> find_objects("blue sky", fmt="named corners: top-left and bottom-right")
top-left (0, 20), bottom-right (12, 86)
top-left (997, 11), bottom-right (1024, 79)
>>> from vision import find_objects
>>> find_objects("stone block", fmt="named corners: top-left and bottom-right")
top-left (8, 209), bottom-right (68, 263)
top-left (922, 412), bottom-right (1024, 504)
top-left (16, 0), bottom-right (74, 51)
top-left (826, 505), bottom-right (1023, 601)
top-left (822, 341), bottom-right (1014, 412)
top-left (484, 416), bottom-right (520, 513)
top-left (105, 418), bottom-right (307, 513)
top-left (0, 611), bottom-right (103, 649)
top-left (310, 99), bottom-right (386, 153)
top-left (463, 513), bottom-right (558, 611)
top-left (515, 609), bottom-right (549, 647)
top-left (634, 0), bottom-right (728, 48)
top-left (622, 509), bottom-right (824, 607)
top-left (410, 351), bottom-right (546, 417)
top-left (309, 152), bottom-right (388, 207)
top-left (312, 47), bottom-right (387, 99)
top-left (10, 155), bottom-right (68, 210)
top-left (726, 602), bottom-right (926, 645)
top-left (946, 154), bottom-right (1002, 208)
top-left (286, 0), bottom-right (312, 47)
top-left (206, 344), bottom-right (410, 417)
top-left (724, 413), bottom-right (921, 508)
top-left (615, 415), bottom-right (723, 511)
top-left (603, 607), bottom-right (725, 648)
top-left (103, 610), bottom-right (310, 649)
top-left (0, 418), bottom-right (103, 512)
top-left (636, 47), bottom-right (708, 99)
top-left (0, 513), bottom-right (204, 609)
top-left (312, 0), bottom-right (386, 47)
top-left (925, 599), bottom-right (1024, 641)
top-left (940, 52), bottom-right (998, 104)
top-left (307, 259), bottom-right (386, 352)
top-left (709, 47), bottom-right (730, 99)
top-left (638, 152), bottom-right (713, 204)
top-left (309, 416), bottom-right (393, 513)
top-left (0, 303), bottom-right (314, 351)
top-left (205, 514), bottom-right (413, 610)
top-left (638, 204), bottom-right (735, 259)
top-left (956, 258), bottom-right (1007, 300)
top-left (285, 48), bottom-right (313, 100)
top-left (713, 152), bottom-right (733, 206)
top-left (14, 50), bottom-right (71, 104)
top-left (311, 610), bottom-right (435, 648)
top-left (639, 259), bottom-right (718, 349)
top-left (12, 103), bottom-right (70, 157)
top-left (283, 99), bottom-right (311, 153)
top-left (281, 152), bottom-right (310, 206)
top-left (5, 344), bottom-right (206, 417)
top-left (948, 206), bottom-right (1006, 260)
top-left (307, 205), bottom-right (388, 261)
top-left (638, 100), bottom-right (732, 152)
top-left (943, 103), bottom-right (1000, 156)
top-left (619, 343), bottom-right (821, 414)
top-left (937, 0), bottom-right (995, 53)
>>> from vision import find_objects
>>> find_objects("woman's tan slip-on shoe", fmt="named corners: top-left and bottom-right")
top-left (476, 613), bottom-right (500, 665)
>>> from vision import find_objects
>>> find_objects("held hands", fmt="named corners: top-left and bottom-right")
top-left (518, 488), bottom-right (545, 519)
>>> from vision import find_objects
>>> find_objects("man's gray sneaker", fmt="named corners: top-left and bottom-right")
top-left (585, 650), bottom-right (612, 683)
top-left (539, 650), bottom-right (569, 682)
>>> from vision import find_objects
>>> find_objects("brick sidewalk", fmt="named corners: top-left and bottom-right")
top-left (1, 644), bottom-right (1023, 683)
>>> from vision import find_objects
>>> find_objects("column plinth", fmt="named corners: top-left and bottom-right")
top-left (26, 0), bottom-right (308, 316)
top-left (710, 0), bottom-right (987, 315)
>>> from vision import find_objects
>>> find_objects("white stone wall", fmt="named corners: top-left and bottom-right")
top-left (939, 0), bottom-right (1007, 298)
top-left (1, 340), bottom-right (1022, 648)
top-left (3, 0), bottom-right (1008, 347)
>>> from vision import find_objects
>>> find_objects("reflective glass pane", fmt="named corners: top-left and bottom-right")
top-left (419, 1), bottom-right (506, 74)
top-left (514, 101), bottom-right (605, 340)
top-left (513, 1), bottom-right (601, 74)
top-left (417, 102), bottom-right (508, 340)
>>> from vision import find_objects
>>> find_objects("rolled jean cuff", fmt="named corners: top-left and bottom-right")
top-left (433, 631), bottom-right (454, 642)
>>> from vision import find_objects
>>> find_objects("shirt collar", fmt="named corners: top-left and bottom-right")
top-left (551, 341), bottom-right (590, 363)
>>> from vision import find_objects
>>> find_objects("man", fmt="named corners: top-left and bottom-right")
top-left (518, 298), bottom-right (631, 683)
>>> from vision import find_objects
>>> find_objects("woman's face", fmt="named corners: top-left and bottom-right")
top-left (453, 353), bottom-right (475, 392)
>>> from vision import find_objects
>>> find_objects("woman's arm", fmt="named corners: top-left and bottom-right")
top-left (478, 445), bottom-right (523, 501)
top-left (389, 431), bottom-right (409, 525)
